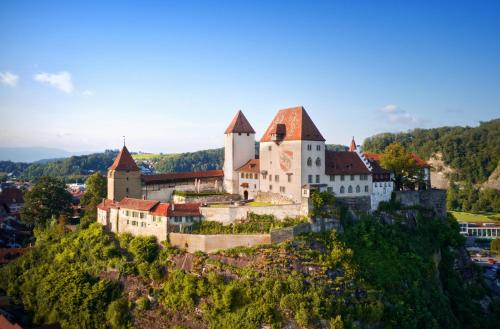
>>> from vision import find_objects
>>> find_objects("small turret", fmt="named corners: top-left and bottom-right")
top-left (107, 145), bottom-right (142, 201)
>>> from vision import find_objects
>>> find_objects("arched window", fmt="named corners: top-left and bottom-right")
top-left (315, 157), bottom-right (321, 167)
top-left (356, 185), bottom-right (360, 193)
top-left (307, 157), bottom-right (312, 166)
top-left (340, 186), bottom-right (345, 194)
top-left (348, 186), bottom-right (353, 193)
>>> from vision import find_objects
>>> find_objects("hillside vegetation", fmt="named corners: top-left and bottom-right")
top-left (1, 208), bottom-right (499, 328)
top-left (362, 119), bottom-right (500, 185)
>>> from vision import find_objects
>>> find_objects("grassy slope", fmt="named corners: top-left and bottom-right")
top-left (450, 211), bottom-right (500, 223)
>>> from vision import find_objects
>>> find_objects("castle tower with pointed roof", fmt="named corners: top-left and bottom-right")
top-left (259, 106), bottom-right (326, 203)
top-left (107, 145), bottom-right (142, 201)
top-left (223, 110), bottom-right (256, 194)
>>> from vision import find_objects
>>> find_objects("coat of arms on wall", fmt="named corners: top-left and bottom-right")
top-left (279, 150), bottom-right (293, 172)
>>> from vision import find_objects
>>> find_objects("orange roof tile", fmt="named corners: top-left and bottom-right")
top-left (225, 110), bottom-right (255, 134)
top-left (236, 159), bottom-right (260, 173)
top-left (108, 146), bottom-right (139, 171)
top-left (260, 106), bottom-right (325, 142)
top-left (142, 170), bottom-right (224, 184)
top-left (325, 151), bottom-right (371, 175)
top-left (150, 203), bottom-right (170, 216)
top-left (168, 203), bottom-right (201, 217)
top-left (119, 197), bottom-right (159, 211)
top-left (97, 199), bottom-right (118, 211)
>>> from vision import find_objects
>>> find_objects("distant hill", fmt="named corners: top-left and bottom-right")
top-left (362, 118), bottom-right (500, 186)
top-left (0, 147), bottom-right (81, 163)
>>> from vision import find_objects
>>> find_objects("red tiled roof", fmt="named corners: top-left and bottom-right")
top-left (364, 153), bottom-right (429, 168)
top-left (325, 151), bottom-right (371, 175)
top-left (119, 197), bottom-right (159, 211)
top-left (168, 203), bottom-right (201, 217)
top-left (150, 203), bottom-right (170, 216)
top-left (97, 199), bottom-right (118, 211)
top-left (260, 106), bottom-right (325, 142)
top-left (108, 146), bottom-right (140, 171)
top-left (0, 188), bottom-right (23, 205)
top-left (349, 137), bottom-right (357, 152)
top-left (236, 159), bottom-right (260, 173)
top-left (142, 170), bottom-right (224, 184)
top-left (0, 315), bottom-right (23, 329)
top-left (225, 110), bottom-right (255, 134)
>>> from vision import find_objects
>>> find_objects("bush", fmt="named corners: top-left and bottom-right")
top-left (129, 236), bottom-right (159, 263)
top-left (106, 299), bottom-right (132, 329)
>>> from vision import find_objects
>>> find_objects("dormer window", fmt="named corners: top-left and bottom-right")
top-left (271, 123), bottom-right (286, 143)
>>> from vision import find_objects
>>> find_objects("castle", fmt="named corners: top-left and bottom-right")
top-left (97, 106), bottom-right (430, 241)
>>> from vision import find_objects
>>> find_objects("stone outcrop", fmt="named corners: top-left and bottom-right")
top-left (395, 189), bottom-right (447, 218)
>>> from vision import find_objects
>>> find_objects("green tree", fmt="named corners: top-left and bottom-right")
top-left (21, 176), bottom-right (72, 227)
top-left (106, 299), bottom-right (131, 329)
top-left (80, 172), bottom-right (107, 224)
top-left (380, 143), bottom-right (419, 190)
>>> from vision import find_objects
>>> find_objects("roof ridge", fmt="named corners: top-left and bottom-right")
top-left (108, 146), bottom-right (140, 171)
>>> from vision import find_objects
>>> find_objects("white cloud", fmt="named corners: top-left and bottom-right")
top-left (379, 104), bottom-right (421, 126)
top-left (82, 89), bottom-right (95, 96)
top-left (33, 71), bottom-right (74, 93)
top-left (0, 72), bottom-right (19, 87)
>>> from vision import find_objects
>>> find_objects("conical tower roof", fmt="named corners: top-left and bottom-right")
top-left (108, 146), bottom-right (139, 171)
top-left (225, 110), bottom-right (255, 134)
top-left (349, 137), bottom-right (357, 152)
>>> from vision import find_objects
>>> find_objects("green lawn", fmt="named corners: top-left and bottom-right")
top-left (246, 201), bottom-right (274, 207)
top-left (450, 211), bottom-right (500, 223)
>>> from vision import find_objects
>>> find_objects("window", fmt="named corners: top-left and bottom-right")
top-left (340, 186), bottom-right (345, 194)
top-left (307, 144), bottom-right (312, 151)
top-left (340, 175), bottom-right (345, 181)
top-left (126, 176), bottom-right (129, 181)
top-left (356, 185), bottom-right (360, 193)
top-left (350, 175), bottom-right (355, 181)
top-left (125, 210), bottom-right (130, 216)
top-left (348, 186), bottom-right (353, 193)
top-left (329, 175), bottom-right (335, 181)
top-left (275, 175), bottom-right (279, 182)
top-left (269, 184), bottom-right (273, 190)
top-left (241, 173), bottom-right (244, 178)
top-left (327, 187), bottom-right (333, 193)
top-left (287, 174), bottom-right (292, 183)
top-left (364, 185), bottom-right (369, 192)
top-left (254, 184), bottom-right (257, 188)
top-left (133, 212), bottom-right (138, 218)
top-left (307, 157), bottom-right (312, 166)
top-left (360, 174), bottom-right (368, 181)
top-left (316, 145), bottom-right (321, 151)
top-left (127, 220), bottom-right (129, 224)
top-left (262, 173), bottom-right (267, 180)
top-left (315, 157), bottom-right (321, 167)
top-left (141, 222), bottom-right (146, 227)
top-left (254, 173), bottom-right (258, 179)
top-left (268, 145), bottom-right (272, 151)
top-left (132, 221), bottom-right (138, 226)
top-left (315, 175), bottom-right (320, 183)
top-left (247, 133), bottom-right (250, 136)
top-left (308, 175), bottom-right (313, 183)
top-left (269, 174), bottom-right (272, 181)
top-left (238, 133), bottom-right (241, 136)
top-left (280, 186), bottom-right (285, 193)
top-left (126, 187), bottom-right (129, 193)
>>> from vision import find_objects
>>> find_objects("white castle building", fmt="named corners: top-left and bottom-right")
top-left (98, 106), bottom-right (430, 240)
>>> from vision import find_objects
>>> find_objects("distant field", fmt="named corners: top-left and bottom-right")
top-left (132, 153), bottom-right (170, 161)
top-left (451, 211), bottom-right (500, 223)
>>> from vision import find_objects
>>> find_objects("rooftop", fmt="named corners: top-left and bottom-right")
top-left (108, 146), bottom-right (140, 171)
top-left (225, 110), bottom-right (255, 134)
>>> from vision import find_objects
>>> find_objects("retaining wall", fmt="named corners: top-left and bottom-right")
top-left (395, 189), bottom-right (447, 218)
top-left (200, 203), bottom-right (305, 225)
top-left (169, 232), bottom-right (271, 253)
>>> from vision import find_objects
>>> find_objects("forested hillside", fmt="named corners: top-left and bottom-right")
top-left (362, 119), bottom-right (500, 185)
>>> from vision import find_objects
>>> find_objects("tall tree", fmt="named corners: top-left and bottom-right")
top-left (379, 143), bottom-right (419, 190)
top-left (80, 172), bottom-right (107, 225)
top-left (21, 176), bottom-right (72, 227)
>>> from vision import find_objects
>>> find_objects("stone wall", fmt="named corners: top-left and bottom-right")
top-left (395, 189), bottom-right (447, 218)
top-left (336, 196), bottom-right (371, 213)
top-left (169, 232), bottom-right (271, 253)
top-left (200, 203), bottom-right (306, 225)
top-left (255, 191), bottom-right (295, 205)
top-left (170, 219), bottom-right (341, 253)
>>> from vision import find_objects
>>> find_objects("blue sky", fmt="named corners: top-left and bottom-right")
top-left (0, 0), bottom-right (499, 153)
